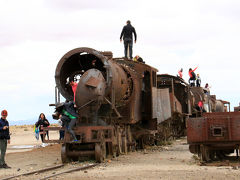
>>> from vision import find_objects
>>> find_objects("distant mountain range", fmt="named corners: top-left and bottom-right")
top-left (9, 115), bottom-right (58, 126)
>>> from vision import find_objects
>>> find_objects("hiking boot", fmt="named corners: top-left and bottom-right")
top-left (2, 164), bottom-right (11, 169)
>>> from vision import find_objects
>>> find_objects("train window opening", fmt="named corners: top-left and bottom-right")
top-left (212, 127), bottom-right (223, 137)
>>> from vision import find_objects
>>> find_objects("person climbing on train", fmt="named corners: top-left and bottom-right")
top-left (196, 74), bottom-right (201, 87)
top-left (69, 77), bottom-right (78, 102)
top-left (0, 110), bottom-right (11, 169)
top-left (120, 20), bottom-right (137, 59)
top-left (188, 67), bottom-right (198, 87)
top-left (178, 68), bottom-right (183, 78)
top-left (54, 101), bottom-right (78, 142)
top-left (35, 113), bottom-right (50, 143)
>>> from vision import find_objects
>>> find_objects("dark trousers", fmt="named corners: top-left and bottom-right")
top-left (124, 38), bottom-right (133, 59)
top-left (189, 79), bottom-right (195, 87)
top-left (59, 130), bottom-right (65, 140)
top-left (196, 80), bottom-right (201, 87)
top-left (40, 131), bottom-right (49, 142)
top-left (66, 118), bottom-right (77, 141)
top-left (0, 139), bottom-right (7, 165)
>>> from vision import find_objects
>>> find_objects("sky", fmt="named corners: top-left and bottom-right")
top-left (0, 0), bottom-right (239, 124)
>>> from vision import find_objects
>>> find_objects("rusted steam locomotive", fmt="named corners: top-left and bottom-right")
top-left (44, 47), bottom-right (228, 163)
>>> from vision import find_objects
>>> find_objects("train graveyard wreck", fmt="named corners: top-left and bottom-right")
top-left (41, 47), bottom-right (238, 163)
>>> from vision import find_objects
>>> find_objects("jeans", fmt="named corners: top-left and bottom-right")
top-left (0, 139), bottom-right (7, 165)
top-left (124, 38), bottom-right (133, 59)
top-left (66, 118), bottom-right (77, 141)
top-left (59, 130), bottom-right (65, 140)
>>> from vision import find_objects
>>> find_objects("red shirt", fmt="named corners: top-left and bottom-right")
top-left (178, 71), bottom-right (183, 78)
top-left (198, 101), bottom-right (203, 108)
top-left (71, 82), bottom-right (78, 102)
top-left (188, 67), bottom-right (198, 78)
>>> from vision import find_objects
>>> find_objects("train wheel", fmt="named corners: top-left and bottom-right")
top-left (61, 144), bottom-right (69, 163)
top-left (95, 142), bottom-right (106, 163)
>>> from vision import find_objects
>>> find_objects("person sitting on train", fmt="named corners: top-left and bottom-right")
top-left (203, 83), bottom-right (211, 95)
top-left (133, 55), bottom-right (145, 63)
top-left (54, 101), bottom-right (78, 142)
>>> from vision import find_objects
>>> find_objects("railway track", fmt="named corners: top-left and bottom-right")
top-left (1, 163), bottom-right (98, 180)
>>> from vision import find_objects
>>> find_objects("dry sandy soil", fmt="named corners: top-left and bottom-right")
top-left (1, 125), bottom-right (240, 179)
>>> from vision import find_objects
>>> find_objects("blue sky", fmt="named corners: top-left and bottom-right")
top-left (0, 0), bottom-right (240, 124)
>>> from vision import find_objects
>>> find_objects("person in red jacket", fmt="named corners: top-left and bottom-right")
top-left (69, 77), bottom-right (78, 102)
top-left (178, 68), bottom-right (183, 78)
top-left (188, 67), bottom-right (198, 87)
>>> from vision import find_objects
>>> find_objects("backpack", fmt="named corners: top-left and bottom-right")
top-left (191, 71), bottom-right (196, 80)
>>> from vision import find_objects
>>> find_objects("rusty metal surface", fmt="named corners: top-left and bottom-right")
top-left (152, 87), bottom-right (158, 119)
top-left (74, 126), bottom-right (114, 143)
top-left (42, 127), bottom-right (64, 143)
top-left (75, 69), bottom-right (106, 114)
top-left (157, 74), bottom-right (189, 115)
top-left (156, 88), bottom-right (171, 123)
top-left (187, 112), bottom-right (240, 144)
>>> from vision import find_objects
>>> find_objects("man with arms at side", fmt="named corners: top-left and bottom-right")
top-left (120, 20), bottom-right (137, 59)
top-left (0, 110), bottom-right (11, 169)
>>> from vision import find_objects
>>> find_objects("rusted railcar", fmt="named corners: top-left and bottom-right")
top-left (187, 112), bottom-right (240, 161)
top-left (43, 47), bottom-right (230, 163)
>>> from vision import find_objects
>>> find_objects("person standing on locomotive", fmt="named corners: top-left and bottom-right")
top-left (35, 113), bottom-right (50, 142)
top-left (120, 20), bottom-right (137, 59)
top-left (0, 110), bottom-right (11, 169)
top-left (55, 102), bottom-right (78, 142)
top-left (188, 67), bottom-right (198, 87)
top-left (178, 68), bottom-right (183, 78)
top-left (196, 74), bottom-right (201, 87)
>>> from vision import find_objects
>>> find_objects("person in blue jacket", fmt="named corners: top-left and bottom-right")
top-left (0, 110), bottom-right (11, 169)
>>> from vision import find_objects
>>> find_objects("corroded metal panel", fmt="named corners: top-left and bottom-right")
top-left (187, 117), bottom-right (206, 144)
top-left (187, 112), bottom-right (240, 144)
top-left (157, 88), bottom-right (171, 123)
top-left (152, 87), bottom-right (158, 119)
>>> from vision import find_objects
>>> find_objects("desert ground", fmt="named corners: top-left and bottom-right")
top-left (1, 125), bottom-right (240, 179)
